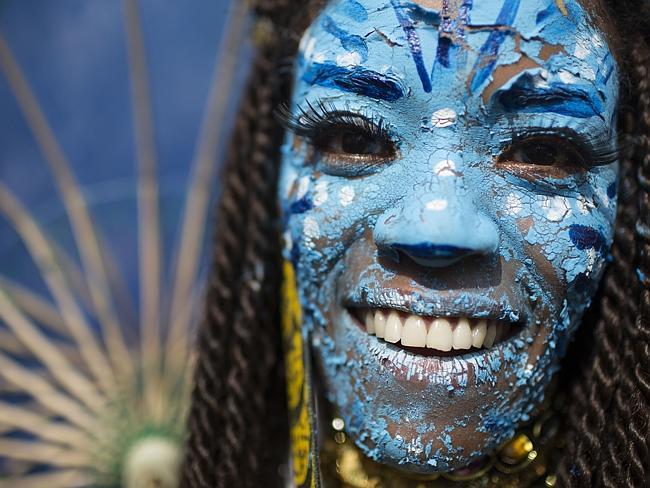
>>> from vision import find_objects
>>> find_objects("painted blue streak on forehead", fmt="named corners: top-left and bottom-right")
top-left (302, 62), bottom-right (405, 102)
top-left (434, 0), bottom-right (454, 69)
top-left (322, 15), bottom-right (369, 62)
top-left (433, 0), bottom-right (474, 70)
top-left (470, 0), bottom-right (521, 93)
top-left (390, 0), bottom-right (432, 93)
top-left (493, 74), bottom-right (605, 119)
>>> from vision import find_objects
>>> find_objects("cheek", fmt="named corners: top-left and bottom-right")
top-left (512, 190), bottom-right (614, 311)
top-left (281, 172), bottom-right (388, 276)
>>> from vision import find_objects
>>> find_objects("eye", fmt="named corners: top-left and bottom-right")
top-left (497, 135), bottom-right (586, 170)
top-left (312, 123), bottom-right (395, 161)
top-left (277, 102), bottom-right (397, 176)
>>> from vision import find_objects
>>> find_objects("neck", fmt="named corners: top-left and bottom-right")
top-left (318, 395), bottom-right (563, 487)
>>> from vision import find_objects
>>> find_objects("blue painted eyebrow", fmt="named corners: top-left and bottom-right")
top-left (491, 73), bottom-right (605, 119)
top-left (301, 61), bottom-right (405, 102)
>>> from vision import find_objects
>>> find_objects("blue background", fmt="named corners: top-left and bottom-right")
top-left (0, 0), bottom-right (245, 302)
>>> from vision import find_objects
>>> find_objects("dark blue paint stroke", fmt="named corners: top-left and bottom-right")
top-left (434, 0), bottom-right (452, 68)
top-left (404, 3), bottom-right (441, 25)
top-left (390, 0), bottom-right (432, 93)
top-left (535, 5), bottom-right (554, 24)
top-left (290, 240), bottom-right (301, 267)
top-left (393, 243), bottom-right (473, 259)
top-left (436, 36), bottom-right (452, 68)
top-left (302, 62), bottom-right (405, 102)
top-left (482, 410), bottom-right (515, 435)
top-left (598, 54), bottom-right (615, 86)
top-left (342, 0), bottom-right (368, 22)
top-left (470, 0), bottom-right (521, 93)
top-left (493, 73), bottom-right (604, 118)
top-left (569, 224), bottom-right (607, 256)
top-left (290, 195), bottom-right (313, 214)
top-left (607, 181), bottom-right (617, 199)
top-left (322, 15), bottom-right (368, 62)
top-left (432, 0), bottom-right (472, 71)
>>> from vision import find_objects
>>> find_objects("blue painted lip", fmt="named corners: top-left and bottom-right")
top-left (342, 285), bottom-right (526, 325)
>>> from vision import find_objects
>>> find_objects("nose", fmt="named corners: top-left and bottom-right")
top-left (373, 193), bottom-right (499, 268)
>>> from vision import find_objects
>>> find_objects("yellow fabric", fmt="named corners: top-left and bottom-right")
top-left (282, 260), bottom-right (315, 487)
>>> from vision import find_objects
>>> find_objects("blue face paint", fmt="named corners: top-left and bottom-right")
top-left (492, 69), bottom-right (605, 118)
top-left (278, 0), bottom-right (619, 474)
top-left (302, 63), bottom-right (406, 101)
top-left (470, 0), bottom-right (521, 92)
top-left (321, 15), bottom-right (369, 62)
top-left (390, 0), bottom-right (434, 93)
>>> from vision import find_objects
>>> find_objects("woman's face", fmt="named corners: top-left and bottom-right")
top-left (278, 0), bottom-right (619, 473)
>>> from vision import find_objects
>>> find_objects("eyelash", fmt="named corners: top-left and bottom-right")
top-left (277, 102), bottom-right (619, 179)
top-left (277, 100), bottom-right (391, 140)
top-left (499, 128), bottom-right (619, 168)
top-left (277, 101), bottom-right (397, 175)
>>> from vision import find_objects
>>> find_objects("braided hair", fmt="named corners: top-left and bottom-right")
top-left (181, 1), bottom-right (650, 486)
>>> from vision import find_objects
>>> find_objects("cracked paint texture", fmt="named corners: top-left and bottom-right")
top-left (278, 0), bottom-right (619, 474)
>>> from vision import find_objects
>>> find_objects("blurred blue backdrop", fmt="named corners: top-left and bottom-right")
top-left (0, 0), bottom-right (246, 304)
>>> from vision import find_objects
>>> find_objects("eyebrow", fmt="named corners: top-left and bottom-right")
top-left (492, 74), bottom-right (605, 119)
top-left (301, 62), bottom-right (405, 102)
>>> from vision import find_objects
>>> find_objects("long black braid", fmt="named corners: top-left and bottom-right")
top-left (180, 2), bottom-right (320, 486)
top-left (556, 2), bottom-right (650, 486)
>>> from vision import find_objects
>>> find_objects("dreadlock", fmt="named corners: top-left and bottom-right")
top-left (556, 2), bottom-right (650, 486)
top-left (181, 1), bottom-right (650, 486)
top-left (180, 2), bottom-right (320, 486)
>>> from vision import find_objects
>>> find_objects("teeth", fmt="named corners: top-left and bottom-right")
top-left (401, 315), bottom-right (427, 347)
top-left (452, 318), bottom-right (472, 350)
top-left (427, 318), bottom-right (452, 351)
top-left (362, 310), bottom-right (508, 353)
top-left (471, 319), bottom-right (487, 348)
top-left (484, 322), bottom-right (497, 348)
top-left (384, 311), bottom-right (403, 343)
top-left (365, 311), bottom-right (375, 334)
top-left (375, 310), bottom-right (386, 338)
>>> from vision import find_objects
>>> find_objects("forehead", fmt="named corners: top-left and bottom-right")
top-left (297, 0), bottom-right (616, 110)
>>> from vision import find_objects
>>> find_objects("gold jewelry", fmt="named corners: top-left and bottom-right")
top-left (320, 395), bottom-right (564, 488)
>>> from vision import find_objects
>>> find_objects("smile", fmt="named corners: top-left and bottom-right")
top-left (351, 309), bottom-right (520, 356)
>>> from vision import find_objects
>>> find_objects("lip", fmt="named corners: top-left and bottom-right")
top-left (330, 241), bottom-right (542, 389)
top-left (338, 305), bottom-right (536, 387)
top-left (342, 285), bottom-right (529, 324)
